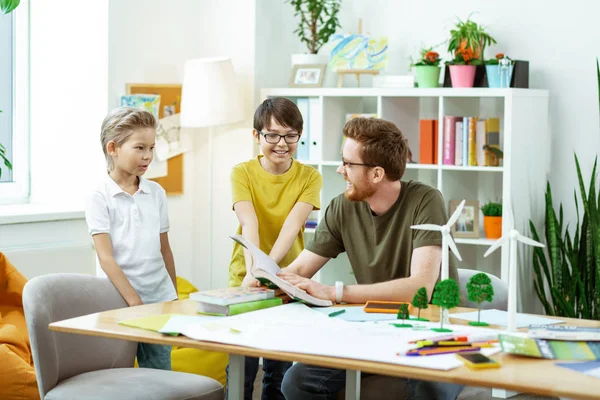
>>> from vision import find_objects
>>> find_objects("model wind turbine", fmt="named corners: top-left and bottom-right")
top-left (411, 199), bottom-right (465, 282)
top-left (483, 203), bottom-right (544, 332)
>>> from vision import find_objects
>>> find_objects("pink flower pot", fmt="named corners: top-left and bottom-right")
top-left (449, 65), bottom-right (477, 88)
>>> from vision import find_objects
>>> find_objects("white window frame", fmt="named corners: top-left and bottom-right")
top-left (1, 0), bottom-right (30, 204)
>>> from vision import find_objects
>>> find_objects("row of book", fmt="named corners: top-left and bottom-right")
top-left (419, 117), bottom-right (502, 167)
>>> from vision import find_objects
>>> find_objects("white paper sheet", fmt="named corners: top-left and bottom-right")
top-left (450, 309), bottom-right (563, 328)
top-left (158, 314), bottom-right (224, 335)
top-left (311, 306), bottom-right (399, 321)
top-left (177, 303), bottom-right (503, 371)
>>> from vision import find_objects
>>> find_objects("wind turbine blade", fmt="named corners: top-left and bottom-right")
top-left (410, 224), bottom-right (442, 231)
top-left (484, 236), bottom-right (508, 257)
top-left (516, 233), bottom-right (545, 248)
top-left (447, 199), bottom-right (466, 227)
top-left (447, 235), bottom-right (463, 261)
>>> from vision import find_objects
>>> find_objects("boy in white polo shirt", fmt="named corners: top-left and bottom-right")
top-left (85, 107), bottom-right (178, 370)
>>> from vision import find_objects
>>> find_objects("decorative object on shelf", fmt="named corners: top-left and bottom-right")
top-left (449, 199), bottom-right (480, 239)
top-left (445, 14), bottom-right (496, 88)
top-left (330, 19), bottom-right (388, 87)
top-left (288, 0), bottom-right (341, 66)
top-left (411, 199), bottom-right (465, 281)
top-left (481, 201), bottom-right (502, 239)
top-left (411, 48), bottom-right (442, 88)
top-left (484, 203), bottom-right (544, 332)
top-left (411, 287), bottom-right (429, 321)
top-left (431, 279), bottom-right (461, 332)
top-left (0, 0), bottom-right (20, 179)
top-left (482, 144), bottom-right (503, 166)
top-left (466, 272), bottom-right (495, 326)
top-left (289, 64), bottom-right (327, 88)
top-left (485, 53), bottom-right (514, 88)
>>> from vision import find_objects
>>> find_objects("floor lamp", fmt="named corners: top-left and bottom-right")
top-left (180, 57), bottom-right (244, 289)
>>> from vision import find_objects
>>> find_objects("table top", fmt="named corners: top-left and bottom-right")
top-left (49, 300), bottom-right (600, 399)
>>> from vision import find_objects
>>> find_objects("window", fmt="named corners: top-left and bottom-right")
top-left (0, 2), bottom-right (29, 203)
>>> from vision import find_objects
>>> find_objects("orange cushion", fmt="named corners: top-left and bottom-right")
top-left (0, 252), bottom-right (39, 399)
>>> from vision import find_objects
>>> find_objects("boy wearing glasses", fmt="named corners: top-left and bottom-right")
top-left (226, 97), bottom-right (322, 400)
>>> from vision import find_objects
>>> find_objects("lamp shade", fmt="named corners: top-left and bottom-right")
top-left (180, 57), bottom-right (244, 128)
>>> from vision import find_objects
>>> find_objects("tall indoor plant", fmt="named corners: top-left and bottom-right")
top-left (446, 14), bottom-right (496, 88)
top-left (0, 0), bottom-right (20, 179)
top-left (529, 59), bottom-right (600, 319)
top-left (288, 0), bottom-right (341, 65)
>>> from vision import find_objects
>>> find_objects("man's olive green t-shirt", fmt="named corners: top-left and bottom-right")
top-left (307, 180), bottom-right (458, 285)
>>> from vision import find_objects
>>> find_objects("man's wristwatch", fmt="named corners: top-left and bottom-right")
top-left (335, 281), bottom-right (344, 304)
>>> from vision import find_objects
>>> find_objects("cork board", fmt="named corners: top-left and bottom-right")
top-left (126, 83), bottom-right (184, 196)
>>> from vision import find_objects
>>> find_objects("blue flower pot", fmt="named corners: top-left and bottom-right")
top-left (486, 64), bottom-right (514, 88)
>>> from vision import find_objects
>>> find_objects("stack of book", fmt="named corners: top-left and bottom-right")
top-left (189, 286), bottom-right (282, 316)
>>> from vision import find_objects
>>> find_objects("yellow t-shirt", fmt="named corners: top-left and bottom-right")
top-left (228, 156), bottom-right (322, 287)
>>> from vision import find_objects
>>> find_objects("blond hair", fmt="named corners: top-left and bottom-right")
top-left (100, 107), bottom-right (157, 171)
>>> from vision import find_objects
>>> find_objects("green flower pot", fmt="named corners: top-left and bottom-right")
top-left (415, 66), bottom-right (441, 88)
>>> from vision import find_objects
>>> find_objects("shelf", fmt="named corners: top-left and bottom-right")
top-left (441, 165), bottom-right (504, 172)
top-left (455, 238), bottom-right (496, 246)
top-left (406, 163), bottom-right (438, 170)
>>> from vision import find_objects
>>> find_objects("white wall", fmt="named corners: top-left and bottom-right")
top-left (109, 0), bottom-right (256, 291)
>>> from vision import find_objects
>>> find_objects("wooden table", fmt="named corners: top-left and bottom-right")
top-left (49, 300), bottom-right (600, 400)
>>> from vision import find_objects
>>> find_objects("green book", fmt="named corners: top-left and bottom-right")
top-left (499, 333), bottom-right (600, 360)
top-left (197, 296), bottom-right (283, 316)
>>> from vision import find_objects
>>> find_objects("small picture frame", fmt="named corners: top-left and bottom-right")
top-left (289, 64), bottom-right (326, 88)
top-left (450, 200), bottom-right (480, 238)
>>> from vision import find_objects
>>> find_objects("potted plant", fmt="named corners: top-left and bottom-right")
top-left (481, 201), bottom-right (502, 239)
top-left (485, 53), bottom-right (515, 88)
top-left (446, 15), bottom-right (496, 88)
top-left (0, 0), bottom-right (20, 179)
top-left (288, 0), bottom-right (342, 65)
top-left (411, 48), bottom-right (442, 88)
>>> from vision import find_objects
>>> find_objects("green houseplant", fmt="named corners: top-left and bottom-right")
top-left (288, 0), bottom-right (342, 55)
top-left (529, 59), bottom-right (600, 319)
top-left (485, 53), bottom-right (515, 88)
top-left (481, 201), bottom-right (502, 239)
top-left (446, 14), bottom-right (496, 88)
top-left (412, 48), bottom-right (442, 88)
top-left (0, 0), bottom-right (20, 179)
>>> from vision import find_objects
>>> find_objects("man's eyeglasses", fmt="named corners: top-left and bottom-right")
top-left (260, 131), bottom-right (301, 144)
top-left (341, 160), bottom-right (377, 168)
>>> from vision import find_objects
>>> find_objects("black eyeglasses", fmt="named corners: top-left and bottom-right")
top-left (341, 160), bottom-right (377, 168)
top-left (260, 131), bottom-right (301, 144)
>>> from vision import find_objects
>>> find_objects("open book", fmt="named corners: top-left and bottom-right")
top-left (230, 235), bottom-right (332, 307)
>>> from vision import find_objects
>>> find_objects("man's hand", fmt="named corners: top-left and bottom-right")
top-left (278, 272), bottom-right (335, 302)
top-left (241, 274), bottom-right (260, 288)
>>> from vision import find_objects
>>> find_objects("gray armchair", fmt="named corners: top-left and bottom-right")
top-left (23, 273), bottom-right (223, 400)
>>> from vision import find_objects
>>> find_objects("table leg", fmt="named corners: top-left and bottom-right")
top-left (345, 370), bottom-right (361, 400)
top-left (228, 354), bottom-right (245, 400)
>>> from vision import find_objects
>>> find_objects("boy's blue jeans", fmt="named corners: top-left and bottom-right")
top-left (226, 356), bottom-right (292, 400)
top-left (281, 363), bottom-right (464, 400)
top-left (137, 342), bottom-right (172, 370)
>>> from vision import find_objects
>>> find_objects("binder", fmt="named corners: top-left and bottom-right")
top-left (307, 97), bottom-right (322, 161)
top-left (295, 98), bottom-right (310, 161)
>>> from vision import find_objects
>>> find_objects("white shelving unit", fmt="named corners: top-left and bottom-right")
top-left (260, 88), bottom-right (549, 311)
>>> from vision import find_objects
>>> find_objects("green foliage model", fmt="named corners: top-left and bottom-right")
top-left (432, 279), bottom-right (460, 330)
top-left (411, 287), bottom-right (429, 319)
top-left (466, 273), bottom-right (495, 323)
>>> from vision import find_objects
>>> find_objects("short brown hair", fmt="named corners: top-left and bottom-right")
top-left (100, 107), bottom-right (157, 171)
top-left (343, 118), bottom-right (408, 181)
top-left (253, 97), bottom-right (303, 133)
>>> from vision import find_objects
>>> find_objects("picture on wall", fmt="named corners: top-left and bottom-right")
top-left (289, 64), bottom-right (326, 88)
top-left (450, 199), bottom-right (480, 238)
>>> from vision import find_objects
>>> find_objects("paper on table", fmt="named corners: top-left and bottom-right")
top-left (312, 306), bottom-right (399, 322)
top-left (158, 314), bottom-right (225, 335)
top-left (556, 361), bottom-right (600, 379)
top-left (450, 309), bottom-right (562, 328)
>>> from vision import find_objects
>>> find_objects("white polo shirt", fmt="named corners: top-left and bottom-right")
top-left (85, 173), bottom-right (177, 304)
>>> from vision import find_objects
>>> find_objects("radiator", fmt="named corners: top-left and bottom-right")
top-left (3, 242), bottom-right (96, 279)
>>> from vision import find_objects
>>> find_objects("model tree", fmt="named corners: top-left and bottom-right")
top-left (466, 272), bottom-right (495, 326)
top-left (394, 303), bottom-right (412, 328)
top-left (411, 287), bottom-right (429, 321)
top-left (431, 279), bottom-right (460, 332)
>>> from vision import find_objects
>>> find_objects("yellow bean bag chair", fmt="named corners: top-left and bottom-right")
top-left (172, 277), bottom-right (229, 386)
top-left (0, 252), bottom-right (40, 400)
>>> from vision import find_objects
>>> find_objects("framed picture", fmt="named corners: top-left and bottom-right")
top-left (289, 64), bottom-right (326, 88)
top-left (450, 200), bottom-right (480, 238)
